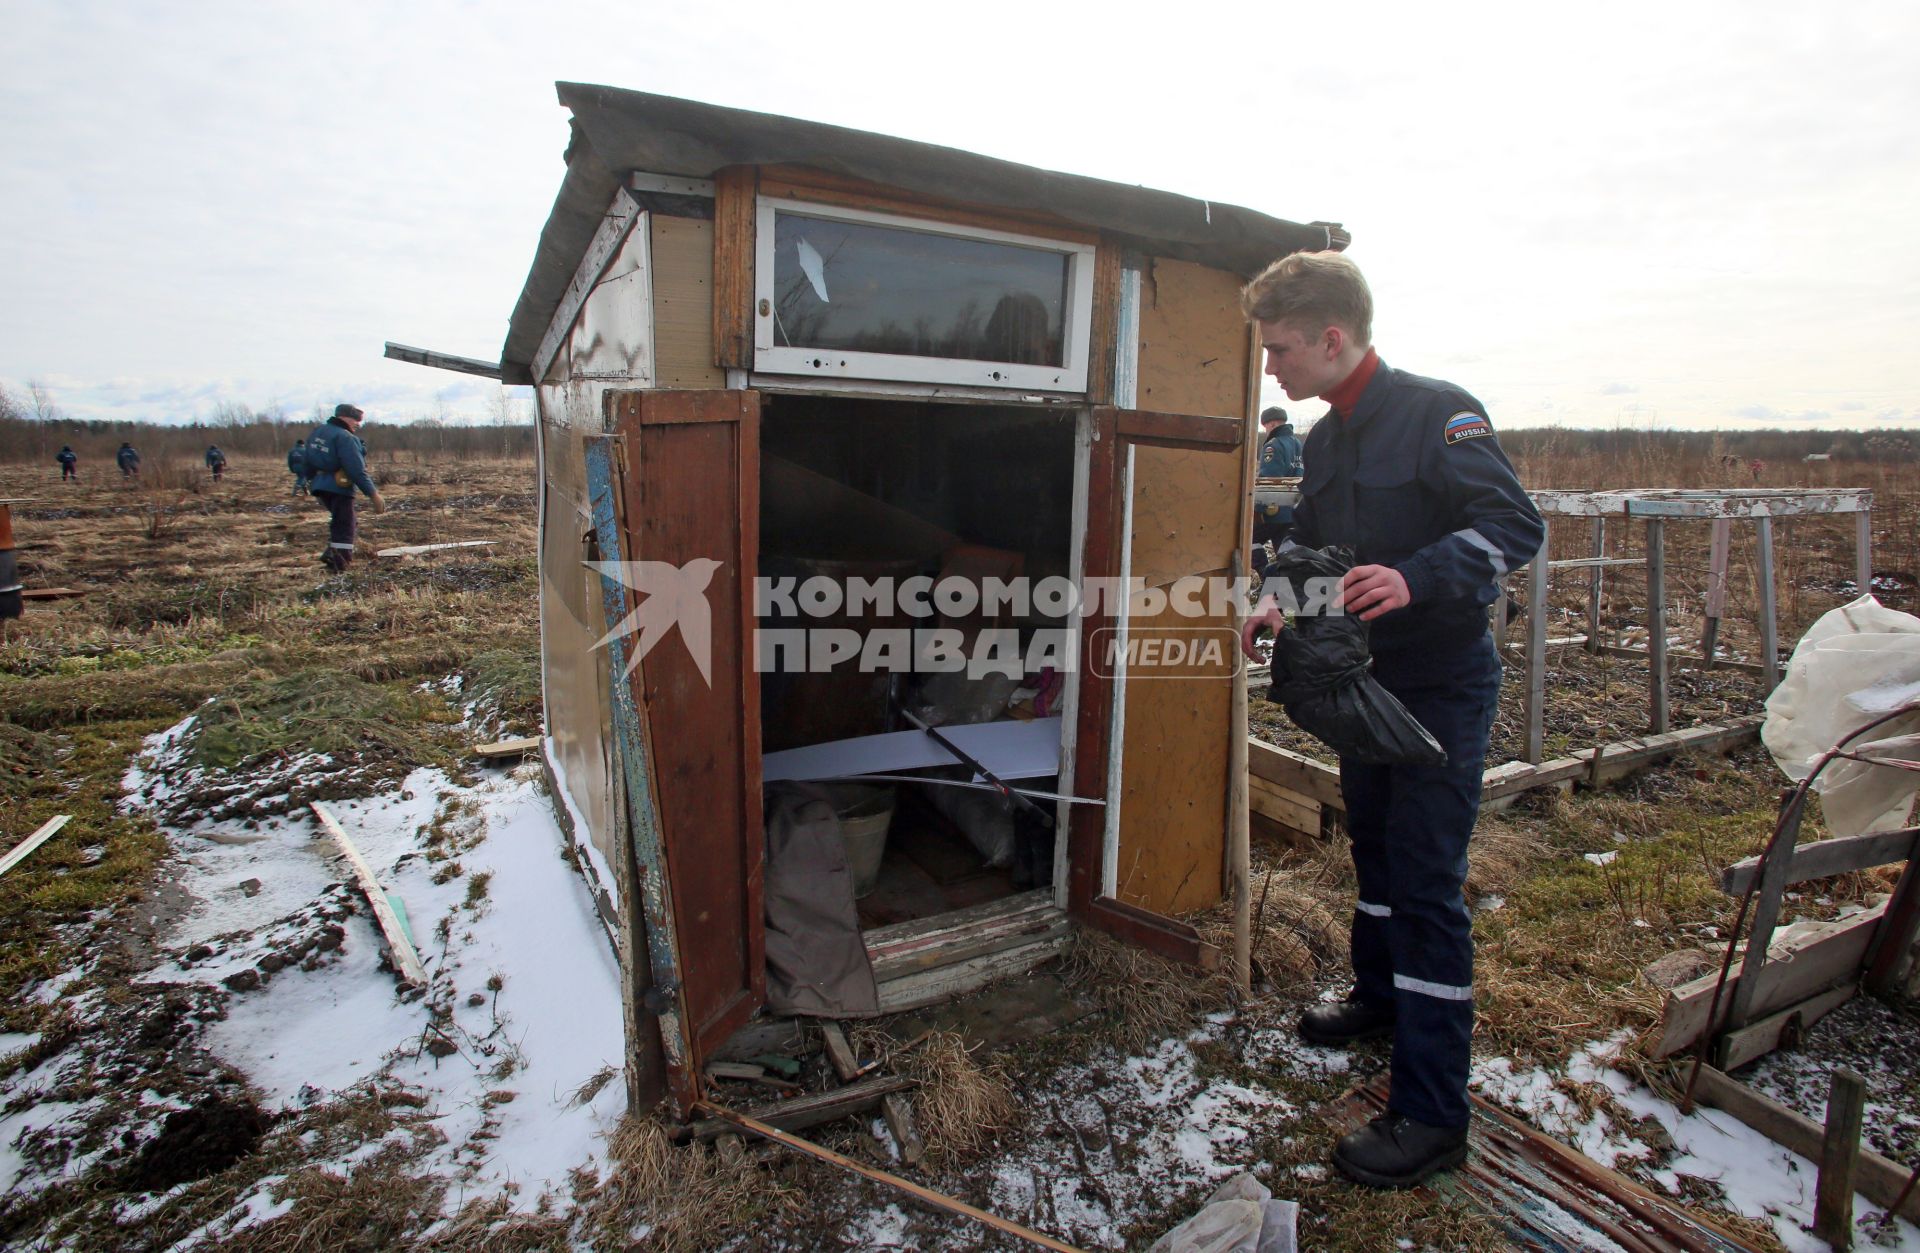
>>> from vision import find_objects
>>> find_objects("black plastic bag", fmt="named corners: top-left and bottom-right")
top-left (1261, 544), bottom-right (1447, 766)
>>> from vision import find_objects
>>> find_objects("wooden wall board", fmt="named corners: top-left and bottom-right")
top-left (1067, 411), bottom-right (1119, 918)
top-left (650, 215), bottom-right (724, 388)
top-left (711, 167), bottom-right (757, 370)
top-left (1135, 258), bottom-right (1252, 420)
top-left (1086, 238), bottom-right (1122, 405)
top-left (1112, 596), bottom-right (1233, 915)
top-left (1129, 444), bottom-right (1240, 589)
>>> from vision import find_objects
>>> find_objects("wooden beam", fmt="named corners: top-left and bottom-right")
top-left (1728, 791), bottom-right (1805, 1030)
top-left (382, 341), bottom-right (503, 380)
top-left (1647, 518), bottom-right (1669, 735)
top-left (1585, 517), bottom-right (1605, 655)
top-left (881, 1092), bottom-right (926, 1166)
top-left (693, 1101), bottom-right (1090, 1252)
top-left (1246, 738), bottom-right (1343, 809)
top-left (711, 167), bottom-right (757, 370)
top-left (533, 186), bottom-right (642, 385)
top-left (473, 736), bottom-right (542, 760)
top-left (1856, 511), bottom-right (1874, 600)
top-left (1721, 829), bottom-right (1920, 896)
top-left (1086, 896), bottom-right (1221, 971)
top-left (1248, 774), bottom-right (1322, 835)
top-left (1864, 857), bottom-right (1920, 997)
top-left (1652, 902), bottom-right (1885, 1058)
top-left (1756, 516), bottom-right (1780, 692)
top-left (819, 1022), bottom-right (860, 1083)
top-left (1480, 756), bottom-right (1588, 803)
top-left (1595, 643), bottom-right (1769, 676)
top-left (19, 587), bottom-right (85, 601)
top-left (1814, 1068), bottom-right (1867, 1248)
top-left (376, 540), bottom-right (499, 558)
top-left (0, 816), bottom-right (69, 881)
top-left (686, 1075), bottom-right (913, 1141)
top-left (1702, 517), bottom-right (1732, 665)
top-left (309, 801), bottom-right (429, 989)
top-left (1525, 524), bottom-right (1549, 764)
top-left (1549, 555), bottom-right (1644, 571)
top-left (1112, 408), bottom-right (1244, 450)
top-left (1714, 982), bottom-right (1857, 1072)
top-left (1688, 1064), bottom-right (1920, 1224)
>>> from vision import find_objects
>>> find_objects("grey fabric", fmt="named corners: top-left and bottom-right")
top-left (499, 84), bottom-right (1349, 378)
top-left (762, 784), bottom-right (880, 1017)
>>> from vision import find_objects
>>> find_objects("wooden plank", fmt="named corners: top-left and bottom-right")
top-left (1575, 720), bottom-right (1763, 784)
top-left (1128, 446), bottom-right (1240, 590)
top-left (710, 166), bottom-right (756, 370)
top-left (1716, 981), bottom-right (1857, 1072)
top-left (1689, 1065), bottom-right (1920, 1224)
top-left (1728, 791), bottom-right (1804, 1030)
top-left (381, 341), bottom-right (502, 380)
top-left (1721, 829), bottom-right (1920, 896)
top-left (20, 587), bottom-right (86, 600)
top-left (1525, 522), bottom-right (1549, 764)
top-left (649, 215), bottom-right (725, 388)
top-left (1653, 902), bottom-right (1886, 1057)
top-left (868, 905), bottom-right (1069, 984)
top-left (1647, 518), bottom-right (1669, 735)
top-left (308, 802), bottom-right (428, 988)
top-left (819, 1022), bottom-right (860, 1082)
top-left (1247, 738), bottom-right (1344, 809)
top-left (1084, 237), bottom-right (1121, 405)
top-left (693, 1100), bottom-right (1090, 1252)
top-left (1134, 258), bottom-right (1251, 419)
top-left (1815, 1068), bottom-right (1868, 1248)
top-left (875, 935), bottom-right (1072, 1014)
top-left (1066, 409), bottom-right (1118, 919)
top-left (687, 1075), bottom-right (914, 1140)
top-left (1596, 643), bottom-right (1770, 676)
top-left (0, 816), bottom-right (69, 881)
top-left (1756, 516), bottom-right (1780, 692)
top-left (1480, 757), bottom-right (1588, 802)
top-left (1112, 408), bottom-right (1243, 450)
top-left (1864, 857), bottom-right (1920, 996)
top-left (1585, 517), bottom-right (1605, 654)
top-left (472, 736), bottom-right (541, 759)
top-left (534, 186), bottom-right (641, 384)
top-left (376, 540), bottom-right (497, 558)
top-left (1086, 896), bottom-right (1220, 971)
top-left (1702, 517), bottom-right (1732, 665)
top-left (1248, 774), bottom-right (1322, 835)
top-left (1548, 555), bottom-right (1644, 570)
top-left (1856, 511), bottom-right (1874, 601)
top-left (881, 1092), bottom-right (926, 1166)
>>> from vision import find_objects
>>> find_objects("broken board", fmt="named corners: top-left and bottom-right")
top-left (1323, 1077), bottom-right (1757, 1251)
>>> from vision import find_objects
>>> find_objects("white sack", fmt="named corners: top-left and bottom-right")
top-left (1763, 595), bottom-right (1920, 836)
top-left (1150, 1173), bottom-right (1296, 1253)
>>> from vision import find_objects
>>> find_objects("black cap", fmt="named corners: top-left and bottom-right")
top-left (334, 403), bottom-right (365, 420)
top-left (1260, 406), bottom-right (1287, 424)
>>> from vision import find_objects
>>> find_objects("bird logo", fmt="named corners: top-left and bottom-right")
top-left (585, 558), bottom-right (723, 686)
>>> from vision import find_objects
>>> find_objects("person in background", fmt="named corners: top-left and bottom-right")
top-left (1238, 250), bottom-right (1543, 1189)
top-left (287, 438), bottom-right (310, 494)
top-left (56, 446), bottom-right (78, 482)
top-left (116, 442), bottom-right (141, 480)
top-left (1258, 407), bottom-right (1303, 478)
top-left (304, 403), bottom-right (386, 572)
top-left (205, 444), bottom-right (228, 482)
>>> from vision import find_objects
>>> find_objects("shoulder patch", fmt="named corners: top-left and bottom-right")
top-left (1443, 411), bottom-right (1492, 445)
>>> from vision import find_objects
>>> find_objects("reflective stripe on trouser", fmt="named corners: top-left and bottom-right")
top-left (318, 491), bottom-right (357, 572)
top-left (1338, 633), bottom-right (1501, 1128)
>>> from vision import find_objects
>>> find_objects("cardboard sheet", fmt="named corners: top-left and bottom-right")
top-left (761, 717), bottom-right (1063, 784)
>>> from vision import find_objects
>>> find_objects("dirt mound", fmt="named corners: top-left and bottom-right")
top-left (119, 1093), bottom-right (274, 1193)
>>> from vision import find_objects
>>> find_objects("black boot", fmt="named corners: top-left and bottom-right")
top-left (1333, 1113), bottom-right (1469, 1188)
top-left (1297, 997), bottom-right (1395, 1047)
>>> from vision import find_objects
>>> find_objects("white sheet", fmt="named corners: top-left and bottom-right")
top-left (761, 717), bottom-right (1063, 784)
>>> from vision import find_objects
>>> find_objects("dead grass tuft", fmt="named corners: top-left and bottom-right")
top-left (1062, 930), bottom-right (1237, 1053)
top-left (189, 669), bottom-right (454, 772)
top-left (573, 1115), bottom-right (802, 1253)
top-left (878, 1029), bottom-right (1017, 1165)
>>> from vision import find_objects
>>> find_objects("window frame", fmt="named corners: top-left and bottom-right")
top-left (752, 196), bottom-right (1096, 393)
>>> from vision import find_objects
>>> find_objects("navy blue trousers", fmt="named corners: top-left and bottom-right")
top-left (1338, 633), bottom-right (1501, 1128)
top-left (317, 491), bottom-right (357, 571)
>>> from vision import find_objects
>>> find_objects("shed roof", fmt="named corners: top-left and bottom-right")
top-left (501, 84), bottom-right (1347, 383)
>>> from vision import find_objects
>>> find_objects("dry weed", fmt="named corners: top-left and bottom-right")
top-left (1061, 930), bottom-right (1236, 1053)
top-left (573, 1115), bottom-right (801, 1253)
top-left (881, 1029), bottom-right (1017, 1165)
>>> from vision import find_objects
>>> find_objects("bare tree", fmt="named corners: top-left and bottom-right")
top-left (28, 379), bottom-right (61, 423)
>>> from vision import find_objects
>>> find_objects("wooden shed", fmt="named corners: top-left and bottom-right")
top-left (498, 84), bottom-right (1348, 1113)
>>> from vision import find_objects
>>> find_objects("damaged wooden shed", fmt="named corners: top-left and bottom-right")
top-left (494, 85), bottom-right (1347, 1115)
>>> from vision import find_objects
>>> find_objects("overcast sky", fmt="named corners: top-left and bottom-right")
top-left (4, 0), bottom-right (1917, 431)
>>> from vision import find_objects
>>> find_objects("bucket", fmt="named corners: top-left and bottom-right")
top-left (827, 784), bottom-right (895, 898)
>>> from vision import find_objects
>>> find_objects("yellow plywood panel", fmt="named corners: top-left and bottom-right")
top-left (1130, 444), bottom-right (1240, 589)
top-left (1113, 587), bottom-right (1234, 915)
top-left (1136, 258), bottom-right (1254, 420)
top-left (651, 215), bottom-right (725, 388)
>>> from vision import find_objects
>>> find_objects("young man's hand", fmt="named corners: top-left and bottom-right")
top-left (369, 491), bottom-right (389, 514)
top-left (1339, 565), bottom-right (1410, 621)
top-left (1239, 592), bottom-right (1285, 659)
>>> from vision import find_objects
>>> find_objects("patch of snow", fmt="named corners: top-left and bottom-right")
top-left (1584, 850), bottom-right (1619, 867)
top-left (843, 1202), bottom-right (913, 1247)
top-left (543, 743), bottom-right (620, 914)
top-left (0, 1031), bottom-right (42, 1060)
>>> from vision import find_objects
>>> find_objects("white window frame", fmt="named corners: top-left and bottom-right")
top-left (753, 197), bottom-right (1096, 394)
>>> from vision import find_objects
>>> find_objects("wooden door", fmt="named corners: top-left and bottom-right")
top-left (605, 388), bottom-right (763, 1114)
top-left (1067, 406), bottom-right (1245, 968)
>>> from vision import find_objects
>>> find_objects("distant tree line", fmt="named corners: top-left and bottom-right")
top-left (1498, 426), bottom-right (1917, 463)
top-left (0, 383), bottom-right (533, 465)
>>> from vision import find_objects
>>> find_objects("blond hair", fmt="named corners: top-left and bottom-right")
top-left (1240, 251), bottom-right (1373, 346)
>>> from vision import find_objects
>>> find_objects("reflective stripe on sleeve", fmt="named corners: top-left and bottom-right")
top-left (1394, 973), bottom-right (1473, 1001)
top-left (328, 542), bottom-right (355, 549)
top-left (1454, 527), bottom-right (1510, 578)
top-left (1355, 901), bottom-right (1393, 918)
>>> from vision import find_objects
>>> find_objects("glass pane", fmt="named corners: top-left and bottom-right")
top-left (771, 213), bottom-right (1069, 367)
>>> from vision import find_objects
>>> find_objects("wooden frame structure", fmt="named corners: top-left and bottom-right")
top-left (1512, 489), bottom-right (1874, 764)
top-left (471, 85), bottom-right (1347, 1116)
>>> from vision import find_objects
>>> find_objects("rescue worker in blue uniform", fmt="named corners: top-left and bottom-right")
top-left (1257, 408), bottom-right (1303, 478)
top-left (287, 439), bottom-right (309, 494)
top-left (1239, 251), bottom-right (1544, 1188)
top-left (57, 446), bottom-right (78, 481)
top-left (116, 442), bottom-right (141, 480)
top-left (305, 403), bottom-right (386, 572)
top-left (205, 444), bottom-right (228, 482)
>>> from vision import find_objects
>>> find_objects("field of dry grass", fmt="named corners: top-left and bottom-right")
top-left (1, 439), bottom-right (1915, 1249)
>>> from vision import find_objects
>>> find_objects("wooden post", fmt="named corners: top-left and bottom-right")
top-left (1856, 511), bottom-right (1873, 600)
top-left (1757, 516), bottom-right (1781, 692)
top-left (1525, 520), bottom-right (1550, 765)
top-left (1814, 1067), bottom-right (1867, 1249)
top-left (1701, 517), bottom-right (1732, 667)
top-left (1228, 551), bottom-right (1251, 993)
top-left (1646, 518), bottom-right (1668, 735)
top-left (1585, 517), bottom-right (1605, 653)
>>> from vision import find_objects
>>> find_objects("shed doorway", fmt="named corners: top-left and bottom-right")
top-left (757, 394), bottom-right (1080, 939)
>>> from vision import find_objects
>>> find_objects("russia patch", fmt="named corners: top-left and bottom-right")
top-left (1444, 411), bottom-right (1491, 445)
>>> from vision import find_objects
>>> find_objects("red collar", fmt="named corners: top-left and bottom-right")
top-left (1325, 347), bottom-right (1380, 418)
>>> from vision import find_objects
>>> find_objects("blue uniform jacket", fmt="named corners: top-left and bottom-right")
top-left (116, 447), bottom-right (139, 469)
top-left (1259, 428), bottom-right (1303, 478)
top-left (57, 450), bottom-right (76, 466)
top-left (305, 419), bottom-right (377, 498)
top-left (1280, 361), bottom-right (1544, 657)
top-left (287, 446), bottom-right (306, 475)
